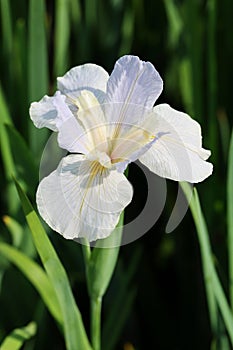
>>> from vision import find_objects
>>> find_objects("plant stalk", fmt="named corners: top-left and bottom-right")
top-left (91, 296), bottom-right (102, 350)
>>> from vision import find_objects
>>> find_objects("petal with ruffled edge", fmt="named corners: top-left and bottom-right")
top-left (139, 104), bottom-right (213, 183)
top-left (57, 63), bottom-right (109, 105)
top-left (36, 154), bottom-right (133, 241)
top-left (106, 55), bottom-right (163, 109)
top-left (30, 91), bottom-right (89, 154)
top-left (104, 56), bottom-right (163, 138)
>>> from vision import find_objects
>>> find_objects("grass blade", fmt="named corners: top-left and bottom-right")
top-left (54, 0), bottom-right (70, 77)
top-left (0, 0), bottom-right (13, 57)
top-left (0, 242), bottom-right (63, 327)
top-left (207, 0), bottom-right (218, 160)
top-left (182, 183), bottom-right (233, 345)
top-left (182, 183), bottom-right (218, 334)
top-left (227, 130), bottom-right (233, 309)
top-left (14, 178), bottom-right (92, 350)
top-left (28, 0), bottom-right (49, 157)
top-left (0, 322), bottom-right (37, 350)
top-left (5, 124), bottom-right (38, 194)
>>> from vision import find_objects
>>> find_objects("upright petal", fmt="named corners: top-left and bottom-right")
top-left (75, 90), bottom-right (108, 153)
top-left (106, 55), bottom-right (163, 109)
top-left (104, 56), bottom-right (163, 142)
top-left (57, 63), bottom-right (109, 95)
top-left (37, 154), bottom-right (133, 242)
top-left (30, 91), bottom-right (89, 154)
top-left (139, 104), bottom-right (213, 183)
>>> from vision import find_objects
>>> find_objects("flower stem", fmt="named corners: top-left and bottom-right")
top-left (90, 296), bottom-right (102, 350)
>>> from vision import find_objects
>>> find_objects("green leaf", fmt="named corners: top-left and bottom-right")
top-left (227, 129), bottom-right (233, 309)
top-left (0, 242), bottom-right (63, 327)
top-left (181, 183), bottom-right (218, 335)
top-left (86, 213), bottom-right (124, 299)
top-left (0, 87), bottom-right (18, 214)
top-left (2, 215), bottom-right (23, 247)
top-left (0, 0), bottom-right (13, 58)
top-left (182, 183), bottom-right (233, 345)
top-left (5, 124), bottom-right (38, 194)
top-left (0, 86), bottom-right (14, 179)
top-left (54, 0), bottom-right (70, 76)
top-left (0, 321), bottom-right (37, 350)
top-left (102, 247), bottom-right (141, 350)
top-left (14, 179), bottom-right (92, 350)
top-left (28, 0), bottom-right (49, 157)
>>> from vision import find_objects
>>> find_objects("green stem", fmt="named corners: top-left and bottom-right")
top-left (81, 238), bottom-right (91, 265)
top-left (91, 296), bottom-right (102, 350)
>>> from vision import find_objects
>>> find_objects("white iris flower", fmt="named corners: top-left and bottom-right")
top-left (30, 55), bottom-right (213, 242)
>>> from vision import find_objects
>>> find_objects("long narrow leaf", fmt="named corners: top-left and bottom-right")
top-left (182, 183), bottom-right (218, 334)
top-left (54, 0), bottom-right (70, 76)
top-left (0, 0), bottom-right (13, 57)
top-left (0, 322), bottom-right (36, 350)
top-left (28, 0), bottom-right (49, 156)
top-left (227, 130), bottom-right (233, 308)
top-left (14, 179), bottom-right (92, 350)
top-left (0, 242), bottom-right (63, 327)
top-left (182, 184), bottom-right (233, 345)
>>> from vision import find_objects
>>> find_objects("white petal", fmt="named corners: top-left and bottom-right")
top-left (104, 56), bottom-right (163, 141)
top-left (37, 154), bottom-right (133, 242)
top-left (139, 104), bottom-right (213, 183)
top-left (30, 91), bottom-right (89, 154)
top-left (106, 55), bottom-right (163, 110)
top-left (74, 90), bottom-right (108, 153)
top-left (57, 63), bottom-right (109, 95)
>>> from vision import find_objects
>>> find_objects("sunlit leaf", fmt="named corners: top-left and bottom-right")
top-left (0, 242), bottom-right (63, 327)
top-left (0, 322), bottom-right (37, 350)
top-left (14, 179), bottom-right (92, 350)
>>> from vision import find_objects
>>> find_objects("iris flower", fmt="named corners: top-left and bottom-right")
top-left (30, 55), bottom-right (212, 242)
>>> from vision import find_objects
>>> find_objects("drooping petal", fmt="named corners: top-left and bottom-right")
top-left (57, 63), bottom-right (109, 96)
top-left (30, 91), bottom-right (89, 154)
top-left (139, 104), bottom-right (213, 183)
top-left (37, 154), bottom-right (133, 242)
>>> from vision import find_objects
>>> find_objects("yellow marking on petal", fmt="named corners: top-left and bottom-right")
top-left (110, 125), bottom-right (155, 162)
top-left (75, 90), bottom-right (100, 111)
top-left (79, 161), bottom-right (108, 215)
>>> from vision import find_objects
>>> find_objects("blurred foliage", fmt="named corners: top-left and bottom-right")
top-left (0, 0), bottom-right (232, 349)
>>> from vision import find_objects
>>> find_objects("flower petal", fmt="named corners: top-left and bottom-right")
top-left (106, 55), bottom-right (163, 110)
top-left (75, 90), bottom-right (108, 153)
top-left (104, 56), bottom-right (163, 142)
top-left (57, 63), bottom-right (109, 95)
top-left (30, 91), bottom-right (89, 154)
top-left (139, 104), bottom-right (213, 182)
top-left (37, 154), bottom-right (133, 242)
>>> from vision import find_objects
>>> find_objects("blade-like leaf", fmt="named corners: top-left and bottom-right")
top-left (14, 179), bottom-right (92, 350)
top-left (102, 247), bottom-right (141, 350)
top-left (0, 0), bottom-right (13, 57)
top-left (54, 0), bottom-right (70, 76)
top-left (86, 213), bottom-right (124, 299)
top-left (0, 242), bottom-right (63, 327)
top-left (28, 0), bottom-right (49, 157)
top-left (2, 215), bottom-right (23, 247)
top-left (0, 87), bottom-right (18, 214)
top-left (227, 129), bottom-right (233, 308)
top-left (0, 322), bottom-right (37, 350)
top-left (5, 124), bottom-right (38, 194)
top-left (182, 183), bottom-right (233, 345)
